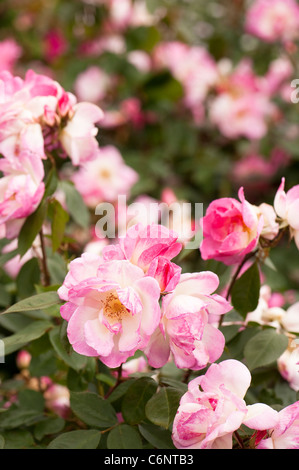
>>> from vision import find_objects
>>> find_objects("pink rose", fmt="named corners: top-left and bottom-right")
top-left (0, 153), bottom-right (45, 238)
top-left (59, 101), bottom-right (104, 166)
top-left (256, 401), bottom-right (299, 449)
top-left (102, 224), bottom-right (182, 294)
top-left (200, 187), bottom-right (263, 265)
top-left (245, 0), bottom-right (299, 43)
top-left (0, 39), bottom-right (22, 73)
top-left (274, 178), bottom-right (299, 249)
top-left (144, 272), bottom-right (231, 370)
top-left (44, 383), bottom-right (71, 419)
top-left (0, 69), bottom-right (104, 167)
top-left (58, 257), bottom-right (161, 368)
top-left (172, 359), bottom-right (279, 449)
top-left (72, 145), bottom-right (138, 207)
top-left (278, 342), bottom-right (299, 392)
top-left (74, 66), bottom-right (111, 103)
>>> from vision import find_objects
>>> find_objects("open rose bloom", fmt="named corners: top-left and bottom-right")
top-left (0, 69), bottom-right (104, 167)
top-left (172, 360), bottom-right (279, 449)
top-left (144, 272), bottom-right (232, 370)
top-left (58, 254), bottom-right (161, 368)
top-left (256, 402), bottom-right (299, 449)
top-left (200, 187), bottom-right (264, 265)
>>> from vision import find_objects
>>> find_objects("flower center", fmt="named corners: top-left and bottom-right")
top-left (103, 292), bottom-right (130, 323)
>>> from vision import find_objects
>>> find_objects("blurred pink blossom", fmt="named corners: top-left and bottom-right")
top-left (72, 145), bottom-right (138, 207)
top-left (74, 66), bottom-right (111, 103)
top-left (0, 39), bottom-right (22, 73)
top-left (245, 0), bottom-right (299, 43)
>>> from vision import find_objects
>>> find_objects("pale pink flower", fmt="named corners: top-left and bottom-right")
top-left (278, 341), bottom-right (299, 392)
top-left (274, 178), bottom-right (299, 249)
top-left (58, 257), bottom-right (161, 368)
top-left (72, 145), bottom-right (138, 207)
top-left (256, 401), bottom-right (299, 449)
top-left (153, 41), bottom-right (217, 121)
top-left (0, 39), bottom-right (22, 72)
top-left (245, 0), bottom-right (299, 43)
top-left (0, 69), bottom-right (104, 166)
top-left (44, 383), bottom-right (70, 419)
top-left (144, 272), bottom-right (232, 370)
top-left (210, 59), bottom-right (276, 140)
top-left (200, 187), bottom-right (264, 265)
top-left (59, 101), bottom-right (104, 166)
top-left (122, 356), bottom-right (149, 377)
top-left (0, 152), bottom-right (45, 238)
top-left (255, 203), bottom-right (279, 241)
top-left (74, 66), bottom-right (111, 103)
top-left (172, 359), bottom-right (278, 449)
top-left (246, 285), bottom-right (285, 328)
top-left (57, 252), bottom-right (103, 303)
top-left (127, 50), bottom-right (152, 73)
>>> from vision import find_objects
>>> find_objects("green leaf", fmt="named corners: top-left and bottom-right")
top-left (49, 326), bottom-right (88, 371)
top-left (2, 320), bottom-right (53, 355)
top-left (0, 435), bottom-right (4, 449)
top-left (231, 262), bottom-right (261, 317)
top-left (59, 181), bottom-right (90, 228)
top-left (106, 379), bottom-right (135, 403)
top-left (2, 291), bottom-right (61, 315)
top-left (121, 377), bottom-right (158, 425)
top-left (34, 417), bottom-right (65, 441)
top-left (47, 430), bottom-right (101, 449)
top-left (16, 258), bottom-right (40, 299)
top-left (18, 389), bottom-right (45, 412)
top-left (0, 408), bottom-right (43, 430)
top-left (1, 430), bottom-right (34, 449)
top-left (70, 391), bottom-right (118, 429)
top-left (138, 423), bottom-right (175, 450)
top-left (107, 424), bottom-right (143, 449)
top-left (44, 167), bottom-right (58, 199)
top-left (49, 199), bottom-right (69, 252)
top-left (145, 387), bottom-right (182, 429)
top-left (244, 329), bottom-right (289, 370)
top-left (18, 200), bottom-right (48, 257)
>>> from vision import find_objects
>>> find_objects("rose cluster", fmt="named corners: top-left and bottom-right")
top-left (0, 69), bottom-right (104, 238)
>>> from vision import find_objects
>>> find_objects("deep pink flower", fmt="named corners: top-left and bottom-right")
top-left (200, 188), bottom-right (264, 265)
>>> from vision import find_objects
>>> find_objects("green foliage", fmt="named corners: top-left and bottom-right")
top-left (231, 262), bottom-right (261, 317)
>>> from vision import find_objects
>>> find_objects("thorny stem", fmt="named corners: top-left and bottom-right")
top-left (39, 229), bottom-right (51, 287)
